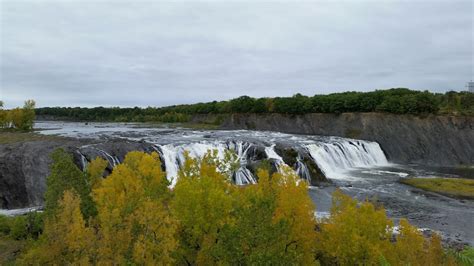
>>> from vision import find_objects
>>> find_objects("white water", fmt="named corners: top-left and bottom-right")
top-left (296, 158), bottom-right (311, 183)
top-left (96, 139), bottom-right (389, 186)
top-left (230, 142), bottom-right (257, 185)
top-left (37, 121), bottom-right (390, 184)
top-left (96, 148), bottom-right (120, 167)
top-left (77, 151), bottom-right (88, 171)
top-left (156, 145), bottom-right (180, 187)
top-left (0, 206), bottom-right (42, 217)
top-left (155, 141), bottom-right (257, 187)
top-left (306, 140), bottom-right (389, 180)
top-left (264, 144), bottom-right (284, 164)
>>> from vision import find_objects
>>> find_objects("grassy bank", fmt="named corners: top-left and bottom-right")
top-left (0, 130), bottom-right (62, 144)
top-left (401, 177), bottom-right (474, 200)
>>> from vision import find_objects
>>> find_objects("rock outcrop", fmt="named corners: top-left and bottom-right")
top-left (0, 136), bottom-right (329, 209)
top-left (0, 139), bottom-right (88, 209)
top-left (0, 139), bottom-right (157, 209)
top-left (192, 113), bottom-right (474, 166)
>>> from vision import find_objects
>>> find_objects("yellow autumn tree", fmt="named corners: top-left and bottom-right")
top-left (272, 166), bottom-right (318, 265)
top-left (20, 190), bottom-right (95, 264)
top-left (386, 219), bottom-right (456, 266)
top-left (214, 167), bottom-right (319, 265)
top-left (315, 189), bottom-right (393, 265)
top-left (93, 151), bottom-right (176, 265)
top-left (172, 151), bottom-right (235, 265)
top-left (316, 189), bottom-right (457, 266)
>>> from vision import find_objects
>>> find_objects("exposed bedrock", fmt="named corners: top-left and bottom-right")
top-left (0, 139), bottom-right (88, 209)
top-left (0, 138), bottom-right (327, 209)
top-left (192, 113), bottom-right (474, 166)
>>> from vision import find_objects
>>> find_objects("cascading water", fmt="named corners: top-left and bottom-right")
top-left (27, 122), bottom-right (474, 246)
top-left (67, 125), bottom-right (390, 185)
top-left (305, 139), bottom-right (388, 180)
top-left (264, 144), bottom-right (284, 164)
top-left (154, 141), bottom-right (258, 187)
top-left (95, 148), bottom-right (120, 167)
top-left (77, 151), bottom-right (88, 171)
top-left (155, 145), bottom-right (180, 187)
top-left (296, 158), bottom-right (311, 183)
top-left (230, 141), bottom-right (256, 185)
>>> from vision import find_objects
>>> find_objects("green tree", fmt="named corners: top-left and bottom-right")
top-left (45, 149), bottom-right (96, 220)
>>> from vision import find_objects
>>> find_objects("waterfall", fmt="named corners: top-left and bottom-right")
top-left (79, 136), bottom-right (389, 186)
top-left (264, 144), bottom-right (286, 172)
top-left (155, 145), bottom-right (180, 187)
top-left (230, 141), bottom-right (256, 185)
top-left (264, 144), bottom-right (284, 164)
top-left (76, 151), bottom-right (88, 171)
top-left (296, 158), bottom-right (311, 183)
top-left (155, 141), bottom-right (257, 187)
top-left (95, 148), bottom-right (120, 167)
top-left (305, 139), bottom-right (388, 180)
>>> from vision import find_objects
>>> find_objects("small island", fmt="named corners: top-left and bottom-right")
top-left (401, 177), bottom-right (474, 200)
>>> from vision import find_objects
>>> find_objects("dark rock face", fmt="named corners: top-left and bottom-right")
top-left (193, 113), bottom-right (474, 166)
top-left (78, 140), bottom-right (157, 172)
top-left (273, 144), bottom-right (327, 186)
top-left (0, 139), bottom-right (159, 209)
top-left (0, 139), bottom-right (88, 209)
top-left (299, 150), bottom-right (328, 186)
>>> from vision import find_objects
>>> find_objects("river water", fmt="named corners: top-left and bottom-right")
top-left (5, 121), bottom-right (473, 246)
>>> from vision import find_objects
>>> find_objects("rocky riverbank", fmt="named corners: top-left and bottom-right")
top-left (191, 113), bottom-right (474, 166)
top-left (0, 131), bottom-right (329, 209)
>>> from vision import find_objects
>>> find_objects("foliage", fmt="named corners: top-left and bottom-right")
top-left (0, 215), bottom-right (10, 235)
top-left (315, 190), bottom-right (456, 266)
top-left (35, 89), bottom-right (474, 122)
top-left (16, 150), bottom-right (462, 265)
top-left (1, 212), bottom-right (44, 240)
top-left (20, 190), bottom-right (95, 264)
top-left (0, 100), bottom-right (36, 130)
top-left (172, 153), bottom-right (318, 265)
top-left (451, 247), bottom-right (474, 266)
top-left (401, 177), bottom-right (474, 200)
top-left (45, 149), bottom-right (97, 220)
top-left (93, 151), bottom-right (175, 264)
top-left (315, 189), bottom-right (394, 265)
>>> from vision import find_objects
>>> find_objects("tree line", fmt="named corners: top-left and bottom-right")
top-left (35, 89), bottom-right (474, 123)
top-left (0, 100), bottom-right (36, 130)
top-left (1, 149), bottom-right (470, 265)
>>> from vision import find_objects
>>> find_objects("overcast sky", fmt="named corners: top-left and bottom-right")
top-left (1, 0), bottom-right (472, 108)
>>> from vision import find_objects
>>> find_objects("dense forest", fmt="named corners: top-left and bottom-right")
top-left (1, 149), bottom-right (471, 265)
top-left (35, 89), bottom-right (474, 122)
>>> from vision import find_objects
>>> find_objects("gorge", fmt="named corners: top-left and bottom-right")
top-left (1, 113), bottom-right (473, 247)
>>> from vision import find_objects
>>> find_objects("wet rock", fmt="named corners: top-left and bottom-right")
top-left (299, 151), bottom-right (329, 185)
top-left (246, 145), bottom-right (267, 161)
top-left (247, 159), bottom-right (279, 177)
top-left (274, 144), bottom-right (298, 167)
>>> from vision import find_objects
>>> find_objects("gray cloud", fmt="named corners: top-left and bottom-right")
top-left (1, 0), bottom-right (472, 108)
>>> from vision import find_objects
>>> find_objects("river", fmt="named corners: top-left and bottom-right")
top-left (3, 121), bottom-right (473, 246)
